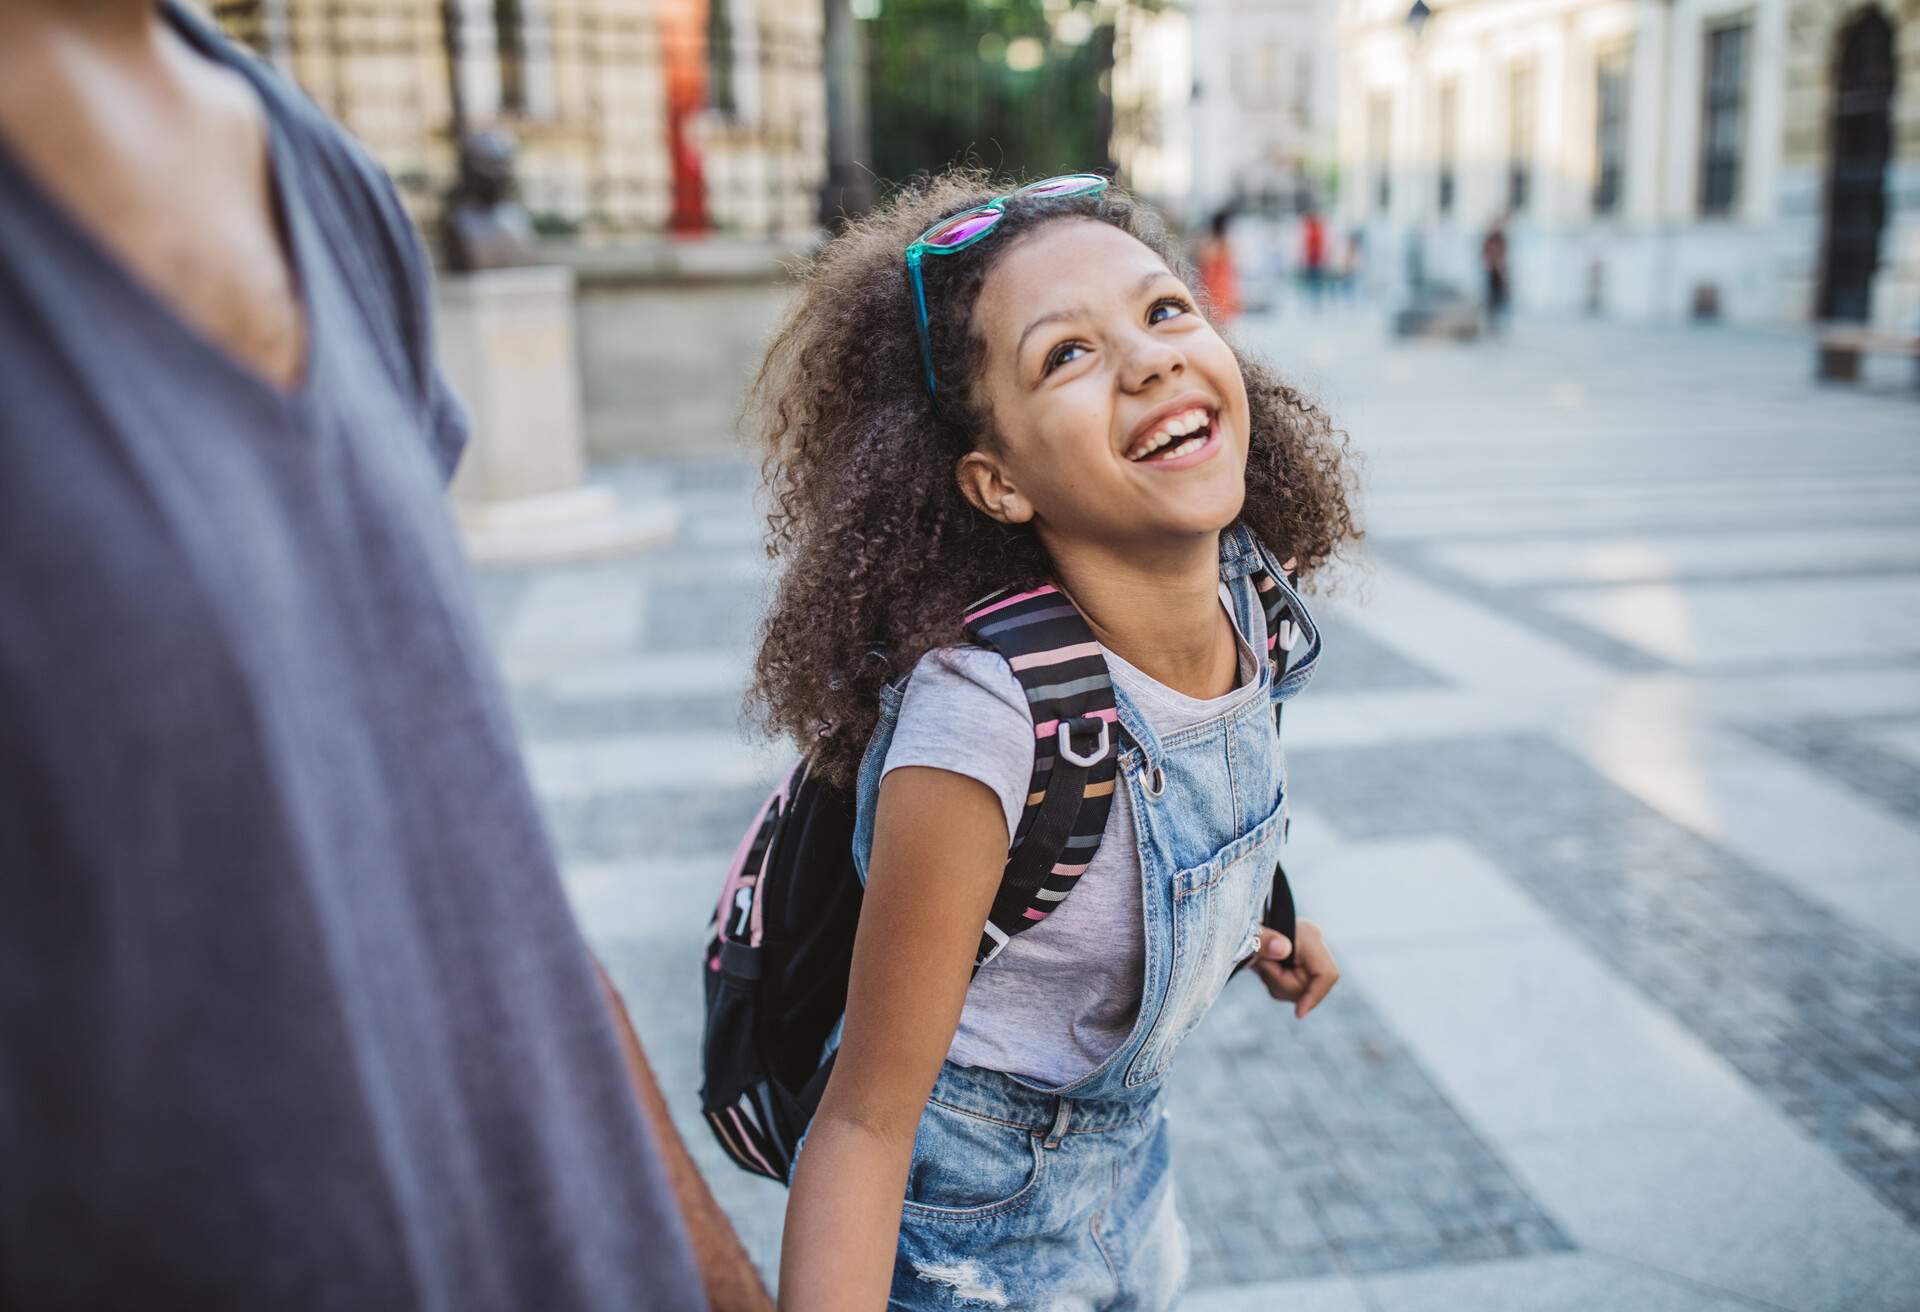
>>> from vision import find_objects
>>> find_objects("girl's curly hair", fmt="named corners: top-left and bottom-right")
top-left (746, 170), bottom-right (1360, 785)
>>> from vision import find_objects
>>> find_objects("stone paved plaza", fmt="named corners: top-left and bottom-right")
top-left (470, 309), bottom-right (1920, 1310)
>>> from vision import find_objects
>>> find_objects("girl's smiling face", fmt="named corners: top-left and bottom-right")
top-left (957, 218), bottom-right (1252, 552)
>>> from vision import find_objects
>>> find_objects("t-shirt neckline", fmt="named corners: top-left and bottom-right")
top-left (1099, 584), bottom-right (1261, 725)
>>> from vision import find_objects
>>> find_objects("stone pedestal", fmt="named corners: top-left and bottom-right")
top-left (438, 265), bottom-right (585, 505)
top-left (436, 265), bottom-right (679, 561)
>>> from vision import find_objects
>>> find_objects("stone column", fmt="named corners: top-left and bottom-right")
top-left (448, 0), bottom-right (504, 121)
top-left (518, 0), bottom-right (559, 119)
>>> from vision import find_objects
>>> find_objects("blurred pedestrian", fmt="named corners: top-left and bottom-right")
top-left (759, 172), bottom-right (1351, 1310)
top-left (1195, 206), bottom-right (1243, 323)
top-left (1342, 225), bottom-right (1367, 300)
top-left (1482, 215), bottom-right (1512, 336)
top-left (1301, 208), bottom-right (1328, 311)
top-left (0, 3), bottom-right (765, 1308)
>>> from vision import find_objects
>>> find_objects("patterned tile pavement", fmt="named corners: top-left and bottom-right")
top-left (1168, 981), bottom-right (1570, 1285)
top-left (1294, 731), bottom-right (1920, 1229)
top-left (1739, 713), bottom-right (1920, 830)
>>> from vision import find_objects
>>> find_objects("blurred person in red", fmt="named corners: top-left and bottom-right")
top-left (1301, 208), bottom-right (1328, 311)
top-left (1195, 207), bottom-right (1242, 322)
top-left (0, 2), bottom-right (766, 1307)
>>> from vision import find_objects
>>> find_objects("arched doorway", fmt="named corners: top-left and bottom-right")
top-left (1817, 8), bottom-right (1896, 321)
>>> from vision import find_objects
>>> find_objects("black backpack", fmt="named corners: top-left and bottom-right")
top-left (698, 572), bottom-right (1303, 1184)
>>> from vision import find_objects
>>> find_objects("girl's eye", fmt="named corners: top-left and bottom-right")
top-left (1044, 342), bottom-right (1088, 375)
top-left (1149, 297), bottom-right (1192, 325)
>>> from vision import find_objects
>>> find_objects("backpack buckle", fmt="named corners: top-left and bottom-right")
top-left (1057, 715), bottom-right (1110, 768)
top-left (980, 920), bottom-right (1012, 966)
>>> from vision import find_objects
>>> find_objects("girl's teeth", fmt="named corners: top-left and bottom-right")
top-left (1130, 410), bottom-right (1211, 460)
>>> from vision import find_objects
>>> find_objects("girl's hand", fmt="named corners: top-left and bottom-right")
top-left (1250, 919), bottom-right (1339, 1018)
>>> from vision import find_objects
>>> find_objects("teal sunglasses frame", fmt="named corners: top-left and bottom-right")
top-left (904, 174), bottom-right (1111, 400)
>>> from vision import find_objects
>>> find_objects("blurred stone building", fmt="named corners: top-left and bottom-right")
top-left (1187, 0), bottom-right (1341, 219)
top-left (208, 0), bottom-right (827, 240)
top-left (1108, 0), bottom-right (1340, 225)
top-left (1335, 0), bottom-right (1916, 328)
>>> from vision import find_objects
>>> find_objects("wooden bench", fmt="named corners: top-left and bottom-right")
top-left (1816, 323), bottom-right (1920, 384)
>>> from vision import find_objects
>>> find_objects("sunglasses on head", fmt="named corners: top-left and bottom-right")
top-left (904, 174), bottom-right (1111, 400)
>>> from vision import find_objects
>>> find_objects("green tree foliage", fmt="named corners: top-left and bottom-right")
top-left (860, 0), bottom-right (1120, 187)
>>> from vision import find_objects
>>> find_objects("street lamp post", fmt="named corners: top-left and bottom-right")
top-left (821, 0), bottom-right (874, 227)
top-left (442, 0), bottom-right (471, 148)
top-left (1389, 0), bottom-right (1475, 337)
top-left (1403, 0), bottom-right (1430, 296)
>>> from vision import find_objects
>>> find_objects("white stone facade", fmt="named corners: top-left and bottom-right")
top-left (1336, 0), bottom-right (1819, 323)
top-left (1187, 0), bottom-right (1343, 216)
top-left (213, 0), bottom-right (825, 239)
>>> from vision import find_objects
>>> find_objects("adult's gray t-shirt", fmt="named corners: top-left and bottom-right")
top-left (0, 7), bottom-right (705, 1308)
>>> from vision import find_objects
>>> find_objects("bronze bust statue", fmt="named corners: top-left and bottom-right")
top-left (442, 130), bottom-right (539, 273)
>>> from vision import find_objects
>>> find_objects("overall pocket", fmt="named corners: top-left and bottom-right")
top-left (899, 1096), bottom-right (1049, 1224)
top-left (1127, 792), bottom-right (1288, 1086)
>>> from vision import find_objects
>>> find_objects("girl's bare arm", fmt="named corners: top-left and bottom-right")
top-left (778, 766), bottom-right (1009, 1311)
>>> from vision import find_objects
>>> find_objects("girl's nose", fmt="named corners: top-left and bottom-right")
top-left (1118, 333), bottom-right (1183, 393)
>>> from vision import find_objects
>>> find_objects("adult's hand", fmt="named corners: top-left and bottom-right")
top-left (595, 960), bottom-right (774, 1312)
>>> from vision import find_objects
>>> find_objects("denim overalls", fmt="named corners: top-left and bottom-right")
top-left (841, 524), bottom-right (1322, 1311)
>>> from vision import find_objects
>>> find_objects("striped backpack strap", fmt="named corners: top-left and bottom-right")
top-left (962, 583), bottom-right (1120, 970)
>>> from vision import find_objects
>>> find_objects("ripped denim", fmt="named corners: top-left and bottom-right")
top-left (889, 1063), bottom-right (1187, 1311)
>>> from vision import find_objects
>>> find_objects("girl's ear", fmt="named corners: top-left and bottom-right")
top-left (956, 450), bottom-right (1034, 526)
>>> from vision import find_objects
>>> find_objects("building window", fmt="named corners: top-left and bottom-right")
top-left (1369, 92), bottom-right (1392, 213)
top-left (1699, 21), bottom-right (1748, 215)
top-left (495, 0), bottom-right (526, 115)
top-left (1593, 41), bottom-right (1630, 215)
top-left (1437, 80), bottom-right (1457, 217)
top-left (709, 0), bottom-right (737, 116)
top-left (1507, 61), bottom-right (1535, 213)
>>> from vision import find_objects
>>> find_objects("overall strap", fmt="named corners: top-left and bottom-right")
top-left (962, 583), bottom-right (1119, 970)
top-left (1245, 555), bottom-right (1303, 970)
top-left (1247, 559), bottom-right (1303, 667)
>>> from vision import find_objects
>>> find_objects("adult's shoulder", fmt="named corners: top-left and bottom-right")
top-left (247, 57), bottom-right (429, 325)
top-left (164, 3), bottom-right (466, 476)
top-left (167, 4), bottom-right (435, 371)
top-left (169, 5), bottom-right (417, 259)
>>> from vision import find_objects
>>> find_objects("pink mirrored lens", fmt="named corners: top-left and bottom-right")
top-left (926, 209), bottom-right (1001, 248)
top-left (1021, 176), bottom-right (1105, 198)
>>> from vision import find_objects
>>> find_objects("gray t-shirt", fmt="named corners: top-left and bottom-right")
top-left (0, 7), bottom-right (703, 1307)
top-left (883, 586), bottom-right (1263, 1087)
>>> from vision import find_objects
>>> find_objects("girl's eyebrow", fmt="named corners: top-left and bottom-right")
top-left (1016, 307), bottom-right (1086, 359)
top-left (1014, 269), bottom-right (1179, 358)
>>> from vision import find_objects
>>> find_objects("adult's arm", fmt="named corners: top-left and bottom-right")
top-left (777, 766), bottom-right (1009, 1311)
top-left (593, 960), bottom-right (774, 1312)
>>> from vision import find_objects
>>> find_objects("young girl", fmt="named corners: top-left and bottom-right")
top-left (748, 171), bottom-right (1359, 1310)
